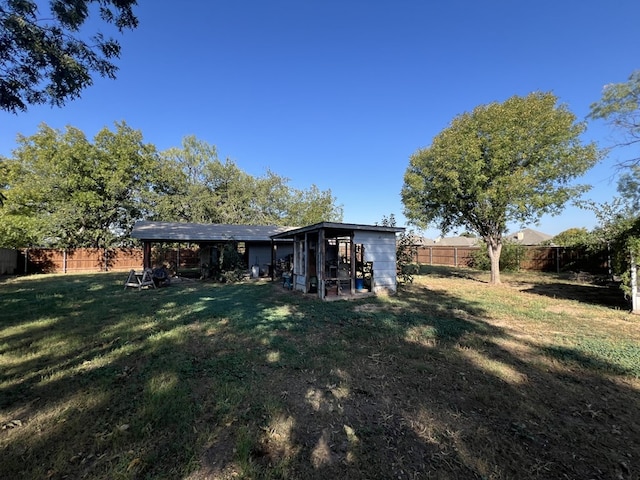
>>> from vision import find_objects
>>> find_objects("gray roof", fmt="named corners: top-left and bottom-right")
top-left (508, 228), bottom-right (553, 245)
top-left (270, 221), bottom-right (405, 239)
top-left (434, 236), bottom-right (480, 247)
top-left (131, 221), bottom-right (296, 242)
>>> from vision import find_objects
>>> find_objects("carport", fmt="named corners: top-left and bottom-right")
top-left (131, 221), bottom-right (295, 277)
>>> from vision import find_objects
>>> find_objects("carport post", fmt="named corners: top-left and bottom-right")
top-left (143, 241), bottom-right (152, 269)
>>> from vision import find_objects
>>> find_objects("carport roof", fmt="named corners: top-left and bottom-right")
top-left (131, 221), bottom-right (296, 242)
top-left (270, 221), bottom-right (404, 239)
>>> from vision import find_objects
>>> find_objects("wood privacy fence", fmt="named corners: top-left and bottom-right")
top-left (0, 248), bottom-right (18, 275)
top-left (414, 245), bottom-right (608, 273)
top-left (0, 245), bottom-right (607, 275)
top-left (9, 247), bottom-right (201, 274)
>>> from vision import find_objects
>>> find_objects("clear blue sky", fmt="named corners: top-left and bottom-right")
top-left (2, 0), bottom-right (638, 238)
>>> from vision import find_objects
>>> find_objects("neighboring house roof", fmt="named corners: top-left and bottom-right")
top-left (131, 221), bottom-right (296, 242)
top-left (434, 236), bottom-right (480, 247)
top-left (270, 221), bottom-right (404, 239)
top-left (411, 236), bottom-right (435, 246)
top-left (507, 228), bottom-right (553, 245)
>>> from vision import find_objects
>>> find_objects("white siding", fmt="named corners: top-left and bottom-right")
top-left (353, 231), bottom-right (398, 293)
top-left (247, 243), bottom-right (293, 276)
top-left (247, 244), bottom-right (272, 273)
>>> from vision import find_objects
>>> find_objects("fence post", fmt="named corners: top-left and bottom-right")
top-left (63, 248), bottom-right (67, 274)
top-left (631, 251), bottom-right (638, 314)
top-left (556, 247), bottom-right (560, 274)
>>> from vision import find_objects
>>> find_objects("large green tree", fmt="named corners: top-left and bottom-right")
top-left (402, 92), bottom-right (599, 284)
top-left (0, 121), bottom-right (157, 248)
top-left (151, 136), bottom-right (343, 226)
top-left (0, 0), bottom-right (138, 113)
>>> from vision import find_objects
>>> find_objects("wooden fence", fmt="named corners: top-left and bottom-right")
top-left (14, 247), bottom-right (200, 274)
top-left (414, 245), bottom-right (608, 273)
top-left (0, 248), bottom-right (18, 275)
top-left (0, 245), bottom-right (608, 275)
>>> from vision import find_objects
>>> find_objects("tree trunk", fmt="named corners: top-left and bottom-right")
top-left (486, 238), bottom-right (502, 284)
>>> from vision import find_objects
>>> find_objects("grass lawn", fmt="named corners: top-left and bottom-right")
top-left (1, 267), bottom-right (639, 479)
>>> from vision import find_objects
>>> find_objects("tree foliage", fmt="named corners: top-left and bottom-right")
top-left (149, 135), bottom-right (343, 227)
top-left (0, 127), bottom-right (343, 248)
top-left (0, 122), bottom-right (157, 248)
top-left (0, 0), bottom-right (138, 113)
top-left (402, 92), bottom-right (600, 284)
top-left (469, 239), bottom-right (526, 272)
top-left (589, 70), bottom-right (640, 167)
top-left (552, 227), bottom-right (592, 248)
top-left (588, 70), bottom-right (640, 310)
top-left (578, 198), bottom-right (640, 308)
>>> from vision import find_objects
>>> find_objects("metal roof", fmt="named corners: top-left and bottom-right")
top-left (270, 221), bottom-right (404, 239)
top-left (131, 221), bottom-right (296, 242)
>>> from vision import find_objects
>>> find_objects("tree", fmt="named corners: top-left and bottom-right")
top-left (282, 184), bottom-right (343, 226)
top-left (0, 0), bottom-right (138, 113)
top-left (151, 136), bottom-right (343, 226)
top-left (552, 227), bottom-right (591, 247)
top-left (402, 92), bottom-right (599, 284)
top-left (588, 71), bottom-right (640, 311)
top-left (0, 121), bottom-right (157, 248)
top-left (589, 70), bottom-right (640, 167)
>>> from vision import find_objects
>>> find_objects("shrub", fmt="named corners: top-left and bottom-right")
top-left (470, 240), bottom-right (526, 272)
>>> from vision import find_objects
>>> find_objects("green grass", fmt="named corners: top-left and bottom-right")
top-left (1, 269), bottom-right (639, 479)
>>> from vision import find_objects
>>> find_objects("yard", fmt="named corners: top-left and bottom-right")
top-left (1, 267), bottom-right (639, 479)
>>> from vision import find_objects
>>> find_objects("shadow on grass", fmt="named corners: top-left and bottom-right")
top-left (1, 273), bottom-right (639, 479)
top-left (522, 282), bottom-right (629, 309)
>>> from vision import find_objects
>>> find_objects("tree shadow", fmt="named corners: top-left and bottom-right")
top-left (1, 275), bottom-right (639, 479)
top-left (520, 282), bottom-right (629, 309)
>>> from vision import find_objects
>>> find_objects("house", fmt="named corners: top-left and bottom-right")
top-left (270, 221), bottom-right (405, 300)
top-left (507, 228), bottom-right (553, 245)
top-left (433, 235), bottom-right (480, 247)
top-left (130, 221), bottom-right (296, 276)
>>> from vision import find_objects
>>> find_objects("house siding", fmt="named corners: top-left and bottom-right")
top-left (247, 243), bottom-right (293, 276)
top-left (353, 231), bottom-right (398, 293)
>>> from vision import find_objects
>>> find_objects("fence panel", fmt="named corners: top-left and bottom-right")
top-left (66, 248), bottom-right (106, 272)
top-left (415, 245), bottom-right (609, 273)
top-left (24, 247), bottom-right (198, 274)
top-left (521, 247), bottom-right (557, 271)
top-left (415, 246), bottom-right (477, 267)
top-left (108, 248), bottom-right (144, 271)
top-left (0, 248), bottom-right (19, 274)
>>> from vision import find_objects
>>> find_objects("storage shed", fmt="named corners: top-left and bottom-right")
top-left (271, 222), bottom-right (405, 300)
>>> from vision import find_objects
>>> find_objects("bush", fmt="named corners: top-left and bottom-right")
top-left (470, 240), bottom-right (526, 272)
top-left (218, 242), bottom-right (246, 283)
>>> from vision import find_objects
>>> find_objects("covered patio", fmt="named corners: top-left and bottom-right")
top-left (131, 221), bottom-right (295, 277)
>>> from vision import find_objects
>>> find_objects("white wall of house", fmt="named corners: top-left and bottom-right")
top-left (247, 243), bottom-right (271, 274)
top-left (248, 243), bottom-right (293, 275)
top-left (353, 231), bottom-right (398, 293)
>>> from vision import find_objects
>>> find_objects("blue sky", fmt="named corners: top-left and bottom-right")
top-left (2, 0), bottom-right (638, 238)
